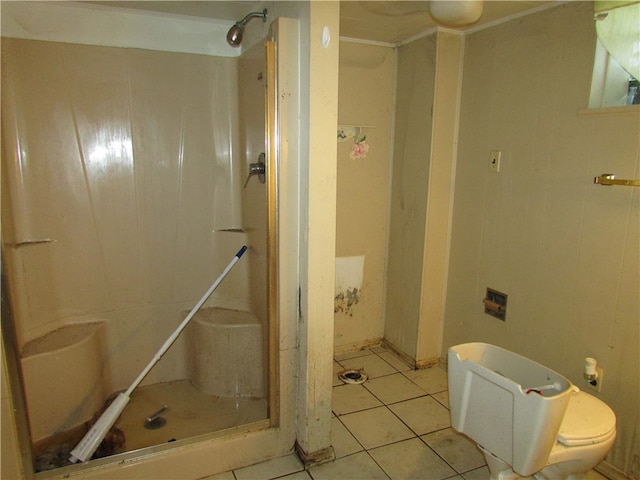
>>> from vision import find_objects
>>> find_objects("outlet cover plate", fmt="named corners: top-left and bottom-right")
top-left (586, 366), bottom-right (604, 392)
top-left (489, 150), bottom-right (501, 172)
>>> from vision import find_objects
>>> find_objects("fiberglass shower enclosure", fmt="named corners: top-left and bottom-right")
top-left (0, 22), bottom-right (278, 473)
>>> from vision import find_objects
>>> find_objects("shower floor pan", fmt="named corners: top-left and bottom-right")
top-left (118, 379), bottom-right (268, 451)
top-left (33, 379), bottom-right (268, 468)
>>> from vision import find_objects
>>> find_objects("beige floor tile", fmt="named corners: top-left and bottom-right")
top-left (203, 471), bottom-right (236, 480)
top-left (364, 373), bottom-right (427, 404)
top-left (376, 351), bottom-right (412, 372)
top-left (461, 467), bottom-right (605, 480)
top-left (430, 391), bottom-right (449, 409)
top-left (279, 472), bottom-right (313, 480)
top-left (461, 466), bottom-right (490, 480)
top-left (339, 406), bottom-right (415, 449)
top-left (234, 453), bottom-right (304, 480)
top-left (421, 428), bottom-right (485, 473)
top-left (403, 366), bottom-right (448, 394)
top-left (332, 384), bottom-right (383, 415)
top-left (184, 351), bottom-right (616, 480)
top-left (308, 451), bottom-right (389, 480)
top-left (335, 349), bottom-right (375, 362)
top-left (338, 354), bottom-right (398, 378)
top-left (331, 417), bottom-right (364, 458)
top-left (369, 437), bottom-right (456, 480)
top-left (389, 396), bottom-right (451, 435)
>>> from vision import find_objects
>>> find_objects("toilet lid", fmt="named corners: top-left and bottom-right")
top-left (557, 391), bottom-right (616, 446)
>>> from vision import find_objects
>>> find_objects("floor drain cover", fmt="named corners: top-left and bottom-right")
top-left (338, 369), bottom-right (368, 385)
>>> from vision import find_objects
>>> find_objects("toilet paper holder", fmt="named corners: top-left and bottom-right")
top-left (483, 288), bottom-right (507, 320)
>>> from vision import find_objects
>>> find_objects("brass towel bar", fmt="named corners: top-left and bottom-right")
top-left (594, 174), bottom-right (640, 187)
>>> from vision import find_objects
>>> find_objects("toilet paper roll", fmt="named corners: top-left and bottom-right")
top-left (585, 357), bottom-right (598, 376)
top-left (482, 299), bottom-right (504, 313)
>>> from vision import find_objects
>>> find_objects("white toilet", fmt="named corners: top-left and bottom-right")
top-left (448, 343), bottom-right (616, 480)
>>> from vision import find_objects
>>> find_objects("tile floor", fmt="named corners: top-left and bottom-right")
top-left (206, 346), bottom-right (609, 480)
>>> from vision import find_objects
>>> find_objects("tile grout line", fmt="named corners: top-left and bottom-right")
top-left (334, 351), bottom-right (468, 478)
top-left (249, 347), bottom-right (471, 480)
top-left (329, 348), bottom-right (479, 480)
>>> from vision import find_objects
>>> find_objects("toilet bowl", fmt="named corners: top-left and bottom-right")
top-left (477, 390), bottom-right (616, 480)
top-left (536, 390), bottom-right (616, 480)
top-left (448, 343), bottom-right (616, 480)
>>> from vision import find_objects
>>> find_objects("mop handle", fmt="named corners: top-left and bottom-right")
top-left (69, 246), bottom-right (247, 464)
top-left (124, 245), bottom-right (247, 397)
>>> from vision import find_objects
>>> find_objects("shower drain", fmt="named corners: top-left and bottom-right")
top-left (144, 416), bottom-right (166, 430)
top-left (338, 369), bottom-right (368, 385)
top-left (144, 405), bottom-right (168, 430)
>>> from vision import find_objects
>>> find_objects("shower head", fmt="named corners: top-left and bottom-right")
top-left (226, 8), bottom-right (268, 47)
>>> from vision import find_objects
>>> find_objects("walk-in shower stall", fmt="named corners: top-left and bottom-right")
top-left (1, 3), bottom-right (281, 475)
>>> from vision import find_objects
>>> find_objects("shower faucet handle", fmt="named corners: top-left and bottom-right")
top-left (244, 152), bottom-right (266, 187)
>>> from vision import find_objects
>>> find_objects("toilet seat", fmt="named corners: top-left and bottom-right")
top-left (556, 391), bottom-right (616, 447)
top-left (537, 391), bottom-right (616, 479)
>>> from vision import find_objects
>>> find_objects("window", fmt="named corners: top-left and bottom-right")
top-left (589, 1), bottom-right (640, 108)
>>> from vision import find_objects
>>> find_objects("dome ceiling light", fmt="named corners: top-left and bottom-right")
top-left (428, 0), bottom-right (484, 27)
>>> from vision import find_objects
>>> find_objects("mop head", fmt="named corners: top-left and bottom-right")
top-left (34, 394), bottom-right (126, 471)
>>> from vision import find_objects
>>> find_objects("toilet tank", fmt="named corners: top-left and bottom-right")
top-left (448, 343), bottom-right (573, 476)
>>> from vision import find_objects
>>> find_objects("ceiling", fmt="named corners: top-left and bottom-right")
top-left (86, 1), bottom-right (554, 45)
top-left (86, 1), bottom-right (263, 21)
top-left (340, 1), bottom-right (553, 44)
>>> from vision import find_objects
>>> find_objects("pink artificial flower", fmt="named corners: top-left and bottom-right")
top-left (350, 137), bottom-right (369, 159)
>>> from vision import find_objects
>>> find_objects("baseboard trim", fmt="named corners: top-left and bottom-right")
top-left (333, 338), bottom-right (383, 356)
top-left (380, 339), bottom-right (417, 369)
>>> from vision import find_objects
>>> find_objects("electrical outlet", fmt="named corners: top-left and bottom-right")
top-left (489, 150), bottom-right (501, 172)
top-left (586, 366), bottom-right (604, 392)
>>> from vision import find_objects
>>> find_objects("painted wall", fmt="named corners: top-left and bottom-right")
top-left (384, 35), bottom-right (437, 359)
top-left (294, 1), bottom-right (340, 459)
top-left (334, 40), bottom-right (395, 352)
top-left (443, 3), bottom-right (639, 477)
top-left (415, 31), bottom-right (463, 367)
